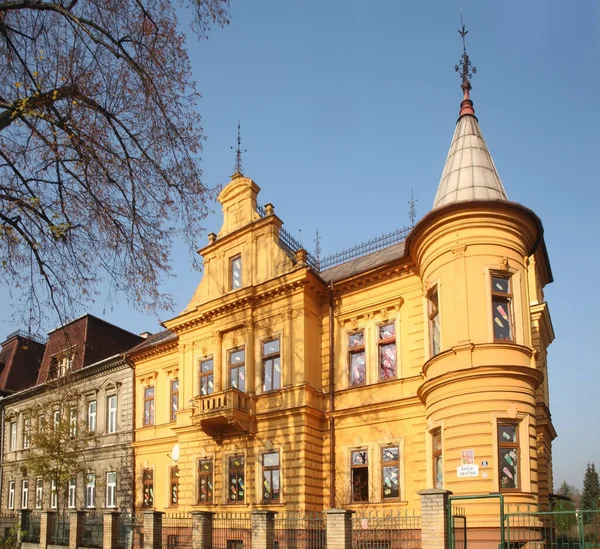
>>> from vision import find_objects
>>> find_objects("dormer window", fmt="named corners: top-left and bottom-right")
top-left (50, 349), bottom-right (74, 379)
top-left (230, 254), bottom-right (242, 290)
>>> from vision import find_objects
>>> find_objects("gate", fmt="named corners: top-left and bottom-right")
top-left (505, 503), bottom-right (600, 549)
top-left (448, 493), bottom-right (506, 549)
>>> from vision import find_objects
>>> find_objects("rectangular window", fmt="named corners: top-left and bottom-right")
top-left (381, 446), bottom-right (400, 500)
top-left (170, 466), bottom-right (179, 507)
top-left (23, 418), bottom-right (31, 449)
top-left (198, 459), bottom-right (213, 504)
top-left (228, 455), bottom-right (245, 503)
top-left (230, 254), bottom-right (242, 290)
top-left (378, 323), bottom-right (397, 380)
top-left (199, 359), bottom-right (214, 396)
top-left (229, 348), bottom-right (246, 392)
top-left (53, 409), bottom-right (60, 431)
top-left (143, 388), bottom-right (154, 426)
top-left (107, 395), bottom-right (117, 433)
top-left (88, 401), bottom-right (97, 432)
top-left (170, 380), bottom-right (179, 421)
top-left (35, 479), bottom-right (43, 509)
top-left (351, 450), bottom-right (369, 502)
top-left (262, 452), bottom-right (280, 502)
top-left (428, 287), bottom-right (441, 356)
top-left (498, 422), bottom-right (519, 490)
top-left (68, 478), bottom-right (76, 508)
top-left (51, 350), bottom-right (73, 378)
top-left (492, 275), bottom-right (514, 342)
top-left (69, 407), bottom-right (77, 437)
top-left (38, 414), bottom-right (46, 435)
top-left (349, 331), bottom-right (366, 386)
top-left (262, 339), bottom-right (281, 392)
top-left (106, 472), bottom-right (117, 508)
top-left (142, 469), bottom-right (154, 508)
top-left (432, 429), bottom-right (443, 489)
top-left (85, 474), bottom-right (96, 508)
top-left (8, 481), bottom-right (15, 509)
top-left (50, 480), bottom-right (57, 509)
top-left (21, 479), bottom-right (28, 509)
top-left (9, 421), bottom-right (17, 451)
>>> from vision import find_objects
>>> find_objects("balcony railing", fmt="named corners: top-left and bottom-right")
top-left (193, 389), bottom-right (255, 440)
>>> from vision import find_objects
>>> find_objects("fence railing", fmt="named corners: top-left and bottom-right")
top-left (352, 509), bottom-right (422, 549)
top-left (214, 513), bottom-right (253, 549)
top-left (163, 513), bottom-right (193, 549)
top-left (22, 511), bottom-right (41, 543)
top-left (82, 511), bottom-right (104, 548)
top-left (274, 511), bottom-right (326, 549)
top-left (50, 513), bottom-right (70, 546)
top-left (117, 512), bottom-right (144, 549)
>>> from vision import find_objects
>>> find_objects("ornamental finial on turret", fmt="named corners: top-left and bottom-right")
top-left (454, 13), bottom-right (477, 118)
top-left (231, 120), bottom-right (247, 178)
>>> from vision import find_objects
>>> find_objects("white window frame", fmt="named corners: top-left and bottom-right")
top-left (50, 480), bottom-right (57, 509)
top-left (69, 407), bottom-right (77, 437)
top-left (88, 400), bottom-right (97, 432)
top-left (85, 473), bottom-right (96, 508)
top-left (68, 477), bottom-right (77, 508)
top-left (106, 472), bottom-right (117, 508)
top-left (107, 395), bottom-right (117, 434)
top-left (9, 421), bottom-right (17, 451)
top-left (23, 418), bottom-right (31, 449)
top-left (53, 409), bottom-right (60, 431)
top-left (35, 479), bottom-right (43, 509)
top-left (8, 480), bottom-right (15, 509)
top-left (21, 479), bottom-right (29, 509)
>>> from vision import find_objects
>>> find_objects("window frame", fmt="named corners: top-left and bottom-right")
top-left (23, 417), bottom-right (31, 449)
top-left (68, 477), bottom-right (76, 509)
top-left (229, 254), bottom-right (242, 290)
top-left (143, 387), bottom-right (155, 426)
top-left (199, 358), bottom-right (214, 396)
top-left (21, 479), bottom-right (28, 509)
top-left (348, 330), bottom-right (366, 387)
top-left (381, 446), bottom-right (401, 501)
top-left (170, 379), bottom-right (179, 422)
top-left (498, 421), bottom-right (520, 491)
top-left (227, 455), bottom-right (245, 503)
top-left (106, 472), bottom-right (117, 508)
top-left (9, 421), bottom-right (17, 451)
top-left (69, 407), bottom-right (78, 438)
top-left (197, 458), bottom-right (213, 504)
top-left (428, 286), bottom-right (441, 357)
top-left (169, 466), bottom-right (179, 507)
top-left (8, 480), bottom-right (15, 509)
top-left (262, 339), bottom-right (281, 393)
top-left (142, 468), bottom-right (154, 508)
top-left (432, 428), bottom-right (443, 489)
top-left (378, 322), bottom-right (397, 380)
top-left (491, 273), bottom-right (514, 342)
top-left (50, 480), bottom-right (57, 509)
top-left (87, 400), bottom-right (97, 432)
top-left (350, 449), bottom-right (369, 502)
top-left (262, 451), bottom-right (280, 502)
top-left (53, 409), bottom-right (60, 431)
top-left (85, 473), bottom-right (96, 508)
top-left (107, 395), bottom-right (117, 433)
top-left (228, 348), bottom-right (246, 393)
top-left (35, 479), bottom-right (43, 509)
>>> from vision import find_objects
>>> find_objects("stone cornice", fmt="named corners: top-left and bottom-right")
top-left (530, 302), bottom-right (555, 348)
top-left (128, 339), bottom-right (178, 362)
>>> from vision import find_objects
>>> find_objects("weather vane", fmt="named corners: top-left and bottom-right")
top-left (454, 13), bottom-right (477, 88)
top-left (231, 120), bottom-right (247, 175)
top-left (314, 229), bottom-right (321, 270)
top-left (408, 189), bottom-right (417, 227)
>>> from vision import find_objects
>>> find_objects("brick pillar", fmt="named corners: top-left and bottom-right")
top-left (326, 509), bottom-right (354, 549)
top-left (39, 511), bottom-right (56, 549)
top-left (103, 511), bottom-right (120, 549)
top-left (191, 511), bottom-right (214, 549)
top-left (70, 510), bottom-right (86, 549)
top-left (143, 510), bottom-right (163, 549)
top-left (252, 511), bottom-right (276, 549)
top-left (418, 489), bottom-right (453, 549)
top-left (17, 509), bottom-right (31, 544)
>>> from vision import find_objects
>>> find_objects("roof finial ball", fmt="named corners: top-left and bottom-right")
top-left (454, 12), bottom-right (477, 118)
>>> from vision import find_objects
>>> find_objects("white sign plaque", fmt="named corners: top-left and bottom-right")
top-left (457, 464), bottom-right (479, 477)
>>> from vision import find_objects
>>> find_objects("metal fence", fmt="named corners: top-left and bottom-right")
top-left (274, 511), bottom-right (326, 549)
top-left (0, 511), bottom-right (18, 541)
top-left (117, 513), bottom-right (144, 549)
top-left (505, 503), bottom-right (600, 549)
top-left (82, 511), bottom-right (104, 548)
top-left (352, 509), bottom-right (422, 549)
top-left (22, 511), bottom-right (41, 543)
top-left (214, 513), bottom-right (253, 549)
top-left (50, 512), bottom-right (70, 546)
top-left (450, 509), bottom-right (466, 549)
top-left (163, 513), bottom-right (193, 549)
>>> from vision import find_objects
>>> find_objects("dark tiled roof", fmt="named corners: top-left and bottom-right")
top-left (127, 330), bottom-right (177, 355)
top-left (319, 241), bottom-right (406, 283)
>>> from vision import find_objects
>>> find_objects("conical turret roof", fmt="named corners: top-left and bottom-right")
top-left (433, 86), bottom-right (508, 209)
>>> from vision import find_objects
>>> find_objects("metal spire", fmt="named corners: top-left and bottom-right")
top-left (454, 13), bottom-right (477, 89)
top-left (231, 120), bottom-right (247, 176)
top-left (408, 189), bottom-right (417, 227)
top-left (314, 229), bottom-right (321, 270)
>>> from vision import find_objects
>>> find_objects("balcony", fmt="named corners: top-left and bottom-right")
top-left (192, 388), bottom-right (255, 441)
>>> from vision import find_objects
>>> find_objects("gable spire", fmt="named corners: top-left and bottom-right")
top-left (230, 120), bottom-right (247, 178)
top-left (432, 15), bottom-right (508, 209)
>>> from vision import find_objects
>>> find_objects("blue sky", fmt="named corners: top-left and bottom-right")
top-left (1, 0), bottom-right (598, 490)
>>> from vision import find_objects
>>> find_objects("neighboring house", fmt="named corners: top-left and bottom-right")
top-left (1, 315), bottom-right (142, 512)
top-left (128, 75), bottom-right (555, 528)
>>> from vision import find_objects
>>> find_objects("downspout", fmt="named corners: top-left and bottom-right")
top-left (127, 357), bottom-right (136, 513)
top-left (328, 281), bottom-right (336, 508)
top-left (0, 398), bottom-right (4, 506)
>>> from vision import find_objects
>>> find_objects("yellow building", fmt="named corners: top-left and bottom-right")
top-left (129, 75), bottom-right (555, 524)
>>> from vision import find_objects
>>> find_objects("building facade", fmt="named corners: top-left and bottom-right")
top-left (1, 315), bottom-right (142, 512)
top-left (130, 80), bottom-right (555, 524)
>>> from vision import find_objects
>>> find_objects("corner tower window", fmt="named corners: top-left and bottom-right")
top-left (498, 422), bottom-right (519, 490)
top-left (230, 255), bottom-right (242, 290)
top-left (492, 275), bottom-right (514, 341)
top-left (432, 428), bottom-right (443, 489)
top-left (428, 287), bottom-right (440, 356)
